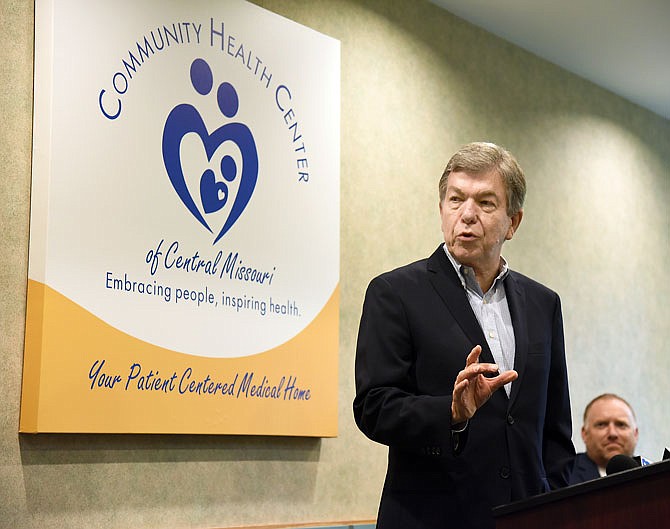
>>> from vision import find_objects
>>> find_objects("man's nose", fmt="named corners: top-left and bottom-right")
top-left (461, 199), bottom-right (478, 224)
top-left (606, 424), bottom-right (619, 437)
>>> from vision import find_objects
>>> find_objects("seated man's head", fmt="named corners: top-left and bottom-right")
top-left (581, 393), bottom-right (638, 468)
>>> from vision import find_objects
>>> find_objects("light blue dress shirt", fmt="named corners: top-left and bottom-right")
top-left (444, 244), bottom-right (516, 395)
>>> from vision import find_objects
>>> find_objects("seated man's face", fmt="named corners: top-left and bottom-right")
top-left (582, 398), bottom-right (638, 468)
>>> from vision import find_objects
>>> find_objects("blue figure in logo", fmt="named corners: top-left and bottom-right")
top-left (162, 58), bottom-right (258, 244)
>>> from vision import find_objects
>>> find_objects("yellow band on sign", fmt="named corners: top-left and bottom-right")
top-left (20, 280), bottom-right (339, 436)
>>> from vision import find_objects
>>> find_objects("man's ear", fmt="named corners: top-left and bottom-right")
top-left (506, 209), bottom-right (523, 240)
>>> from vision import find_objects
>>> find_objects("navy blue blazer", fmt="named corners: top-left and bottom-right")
top-left (566, 453), bottom-right (601, 485)
top-left (353, 246), bottom-right (575, 529)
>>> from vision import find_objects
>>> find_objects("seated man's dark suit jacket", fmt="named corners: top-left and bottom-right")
top-left (566, 453), bottom-right (601, 485)
top-left (353, 246), bottom-right (575, 529)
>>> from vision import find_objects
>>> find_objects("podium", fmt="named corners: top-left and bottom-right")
top-left (493, 459), bottom-right (670, 529)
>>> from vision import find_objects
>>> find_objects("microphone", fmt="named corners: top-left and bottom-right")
top-left (606, 454), bottom-right (641, 475)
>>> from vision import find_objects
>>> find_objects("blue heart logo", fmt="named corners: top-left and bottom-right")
top-left (200, 168), bottom-right (228, 214)
top-left (162, 58), bottom-right (258, 244)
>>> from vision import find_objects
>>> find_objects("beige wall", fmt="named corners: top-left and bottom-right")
top-left (2, 0), bottom-right (669, 527)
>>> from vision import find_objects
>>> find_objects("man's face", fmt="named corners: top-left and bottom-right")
top-left (440, 170), bottom-right (522, 275)
top-left (582, 398), bottom-right (639, 468)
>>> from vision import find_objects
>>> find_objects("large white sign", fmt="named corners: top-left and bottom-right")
top-left (21, 0), bottom-right (340, 435)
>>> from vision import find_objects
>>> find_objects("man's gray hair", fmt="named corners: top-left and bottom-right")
top-left (439, 142), bottom-right (526, 216)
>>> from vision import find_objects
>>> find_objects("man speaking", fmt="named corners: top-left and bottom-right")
top-left (353, 142), bottom-right (575, 529)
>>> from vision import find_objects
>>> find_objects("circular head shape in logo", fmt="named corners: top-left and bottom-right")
top-left (162, 58), bottom-right (258, 245)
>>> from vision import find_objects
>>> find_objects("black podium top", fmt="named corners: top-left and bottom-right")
top-left (493, 459), bottom-right (670, 521)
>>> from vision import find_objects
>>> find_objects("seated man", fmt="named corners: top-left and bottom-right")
top-left (567, 393), bottom-right (639, 484)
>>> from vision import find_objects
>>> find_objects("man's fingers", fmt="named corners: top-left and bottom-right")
top-left (503, 369), bottom-right (519, 383)
top-left (488, 370), bottom-right (518, 392)
top-left (456, 361), bottom-right (500, 384)
top-left (465, 345), bottom-right (483, 366)
top-left (451, 378), bottom-right (471, 423)
top-left (453, 376), bottom-right (470, 394)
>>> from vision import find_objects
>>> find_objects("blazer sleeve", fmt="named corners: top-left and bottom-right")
top-left (543, 294), bottom-right (576, 489)
top-left (353, 273), bottom-right (459, 454)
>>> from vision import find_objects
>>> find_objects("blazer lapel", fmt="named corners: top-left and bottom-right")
top-left (425, 247), bottom-right (495, 365)
top-left (504, 271), bottom-right (528, 408)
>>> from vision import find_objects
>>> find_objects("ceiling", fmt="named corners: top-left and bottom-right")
top-left (430, 0), bottom-right (670, 120)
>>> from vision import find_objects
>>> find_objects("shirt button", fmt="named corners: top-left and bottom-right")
top-left (499, 466), bottom-right (510, 479)
top-left (507, 414), bottom-right (515, 425)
